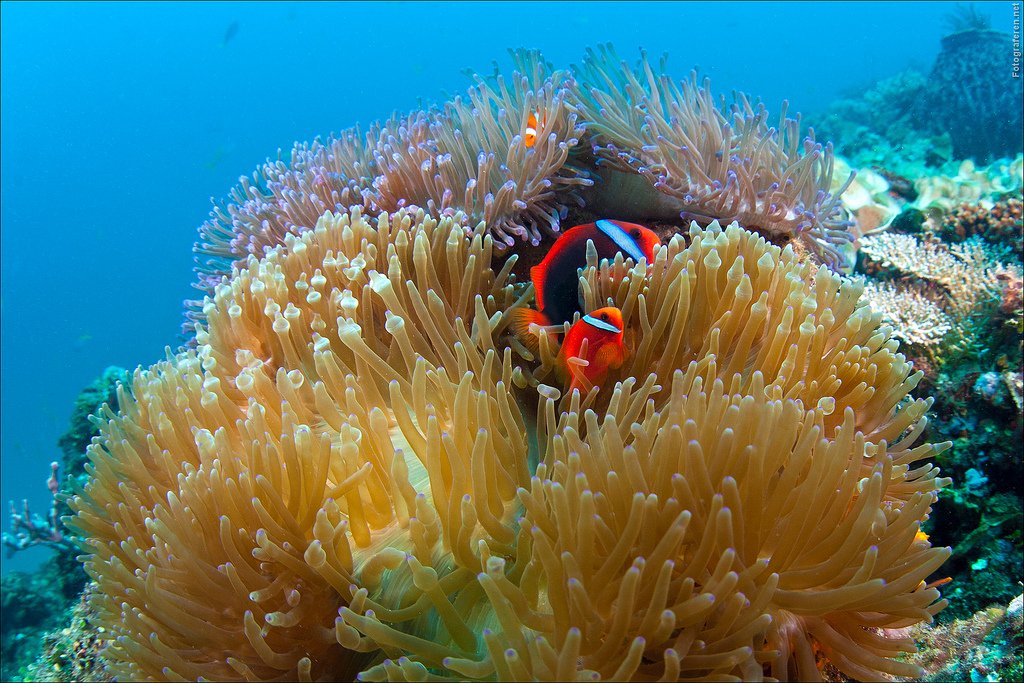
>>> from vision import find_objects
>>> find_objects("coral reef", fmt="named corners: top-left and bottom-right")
top-left (21, 584), bottom-right (113, 683)
top-left (1, 367), bottom-right (130, 681)
top-left (899, 592), bottom-right (1023, 682)
top-left (849, 155), bottom-right (1023, 633)
top-left (939, 198), bottom-right (1023, 258)
top-left (799, 32), bottom-right (1024, 646)
top-left (813, 70), bottom-right (952, 180)
top-left (69, 205), bottom-right (951, 681)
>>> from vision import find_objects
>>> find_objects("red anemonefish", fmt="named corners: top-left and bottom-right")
top-left (524, 110), bottom-right (547, 148)
top-left (509, 219), bottom-right (660, 351)
top-left (558, 306), bottom-right (628, 395)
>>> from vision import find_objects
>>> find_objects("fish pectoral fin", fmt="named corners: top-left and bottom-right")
top-left (508, 307), bottom-right (550, 356)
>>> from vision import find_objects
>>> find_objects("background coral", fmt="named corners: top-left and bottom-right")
top-left (1, 367), bottom-right (129, 682)
top-left (939, 197), bottom-right (1023, 258)
top-left (859, 232), bottom-right (1019, 364)
top-left (21, 584), bottom-right (113, 683)
top-left (912, 156), bottom-right (1024, 222)
top-left (921, 20), bottom-right (1024, 163)
top-left (812, 70), bottom-right (953, 180)
top-left (899, 592), bottom-right (1023, 682)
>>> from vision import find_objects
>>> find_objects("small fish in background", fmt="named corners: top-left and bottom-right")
top-left (204, 145), bottom-right (232, 171)
top-left (221, 21), bottom-right (239, 47)
top-left (523, 110), bottom-right (547, 148)
top-left (557, 306), bottom-right (628, 395)
top-left (509, 219), bottom-right (660, 351)
top-left (72, 333), bottom-right (93, 352)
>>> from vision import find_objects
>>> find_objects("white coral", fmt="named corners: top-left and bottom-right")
top-left (862, 281), bottom-right (953, 347)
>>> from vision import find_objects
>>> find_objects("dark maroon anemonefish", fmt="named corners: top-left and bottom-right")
top-left (509, 219), bottom-right (660, 350)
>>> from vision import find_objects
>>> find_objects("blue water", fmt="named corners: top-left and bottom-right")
top-left (0, 0), bottom-right (1012, 575)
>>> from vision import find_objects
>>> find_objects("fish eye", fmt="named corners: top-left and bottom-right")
top-left (600, 312), bottom-right (609, 321)
top-left (630, 229), bottom-right (641, 237)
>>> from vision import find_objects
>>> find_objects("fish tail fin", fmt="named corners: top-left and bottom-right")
top-left (529, 264), bottom-right (544, 306)
top-left (508, 308), bottom-right (550, 356)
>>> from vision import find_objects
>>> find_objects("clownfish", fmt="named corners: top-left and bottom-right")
top-left (509, 219), bottom-right (660, 351)
top-left (557, 306), bottom-right (628, 395)
top-left (524, 110), bottom-right (546, 148)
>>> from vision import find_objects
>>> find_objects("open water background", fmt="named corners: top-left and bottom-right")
top-left (0, 0), bottom-right (1013, 574)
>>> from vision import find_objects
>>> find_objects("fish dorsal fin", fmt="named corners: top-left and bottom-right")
top-left (596, 219), bottom-right (645, 263)
top-left (582, 313), bottom-right (622, 334)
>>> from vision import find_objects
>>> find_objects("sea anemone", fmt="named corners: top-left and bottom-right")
top-left (568, 45), bottom-right (854, 269)
top-left (184, 48), bottom-right (859, 338)
top-left (184, 50), bottom-right (592, 337)
top-left (368, 50), bottom-right (592, 247)
top-left (186, 129), bottom-right (377, 334)
top-left (71, 203), bottom-right (951, 681)
top-left (71, 208), bottom-right (521, 681)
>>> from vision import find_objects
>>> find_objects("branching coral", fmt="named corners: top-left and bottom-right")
top-left (569, 45), bottom-right (854, 268)
top-left (72, 204), bottom-right (951, 682)
top-left (859, 232), bottom-right (1021, 369)
top-left (861, 281), bottom-right (954, 348)
top-left (860, 233), bottom-right (1017, 317)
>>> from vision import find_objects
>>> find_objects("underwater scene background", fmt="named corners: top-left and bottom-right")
top-left (1, 1), bottom-right (1021, 681)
